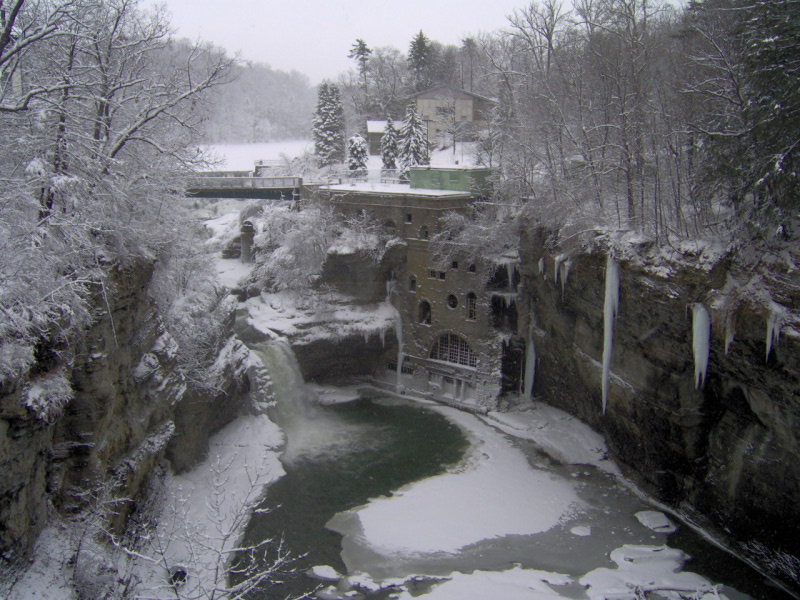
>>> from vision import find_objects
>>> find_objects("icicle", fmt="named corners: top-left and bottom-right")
top-left (559, 259), bottom-right (572, 298)
top-left (724, 312), bottom-right (735, 355)
top-left (692, 304), bottom-right (711, 389)
top-left (766, 308), bottom-right (782, 361)
top-left (538, 257), bottom-right (545, 276)
top-left (601, 256), bottom-right (620, 415)
top-left (554, 253), bottom-right (566, 284)
top-left (378, 327), bottom-right (386, 348)
top-left (505, 262), bottom-right (516, 290)
top-left (523, 313), bottom-right (536, 399)
top-left (395, 315), bottom-right (404, 393)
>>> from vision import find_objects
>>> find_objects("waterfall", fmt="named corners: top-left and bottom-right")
top-left (601, 256), bottom-right (620, 415)
top-left (250, 339), bottom-right (318, 432)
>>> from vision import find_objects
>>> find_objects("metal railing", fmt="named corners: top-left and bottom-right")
top-left (187, 176), bottom-right (301, 189)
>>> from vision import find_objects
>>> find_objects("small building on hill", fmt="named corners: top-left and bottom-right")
top-left (367, 120), bottom-right (388, 155)
top-left (405, 86), bottom-right (494, 149)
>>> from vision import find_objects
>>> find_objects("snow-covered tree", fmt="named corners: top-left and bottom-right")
top-left (0, 0), bottom-right (234, 387)
top-left (312, 81), bottom-right (345, 166)
top-left (398, 103), bottom-right (429, 178)
top-left (381, 118), bottom-right (399, 170)
top-left (347, 132), bottom-right (368, 175)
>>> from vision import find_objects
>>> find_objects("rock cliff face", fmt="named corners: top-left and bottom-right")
top-left (0, 260), bottom-right (254, 556)
top-left (519, 227), bottom-right (800, 587)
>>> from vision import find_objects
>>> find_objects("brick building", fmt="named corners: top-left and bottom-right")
top-left (318, 166), bottom-right (521, 412)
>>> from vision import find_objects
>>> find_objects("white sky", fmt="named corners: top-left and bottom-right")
top-left (154, 0), bottom-right (528, 84)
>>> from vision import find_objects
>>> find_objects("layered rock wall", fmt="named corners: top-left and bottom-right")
top-left (0, 261), bottom-right (254, 556)
top-left (519, 228), bottom-right (800, 587)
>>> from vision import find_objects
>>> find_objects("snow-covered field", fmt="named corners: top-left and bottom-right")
top-left (204, 141), bottom-right (313, 171)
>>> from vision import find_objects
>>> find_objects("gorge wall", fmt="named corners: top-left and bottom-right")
top-left (519, 227), bottom-right (800, 588)
top-left (0, 260), bottom-right (255, 557)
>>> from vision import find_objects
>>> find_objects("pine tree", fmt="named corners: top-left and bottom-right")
top-left (380, 118), bottom-right (399, 170)
top-left (348, 38), bottom-right (372, 92)
top-left (348, 133), bottom-right (368, 175)
top-left (399, 104), bottom-right (429, 179)
top-left (408, 30), bottom-right (437, 92)
top-left (312, 82), bottom-right (345, 166)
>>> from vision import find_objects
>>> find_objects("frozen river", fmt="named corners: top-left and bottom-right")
top-left (231, 338), bottom-right (790, 600)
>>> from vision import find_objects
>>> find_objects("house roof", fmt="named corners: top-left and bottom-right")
top-left (406, 86), bottom-right (495, 104)
top-left (366, 120), bottom-right (388, 134)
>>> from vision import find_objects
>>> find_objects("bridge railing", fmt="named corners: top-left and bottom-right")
top-left (186, 176), bottom-right (302, 189)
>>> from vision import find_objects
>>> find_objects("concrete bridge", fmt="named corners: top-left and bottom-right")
top-left (186, 175), bottom-right (303, 200)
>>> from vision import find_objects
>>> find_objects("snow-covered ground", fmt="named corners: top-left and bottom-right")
top-left (204, 141), bottom-right (313, 171)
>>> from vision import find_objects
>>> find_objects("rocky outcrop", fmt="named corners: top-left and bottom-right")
top-left (519, 227), bottom-right (800, 588)
top-left (0, 260), bottom-right (255, 557)
top-left (287, 242), bottom-right (407, 383)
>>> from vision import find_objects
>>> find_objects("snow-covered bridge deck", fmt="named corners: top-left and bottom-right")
top-left (186, 175), bottom-right (302, 199)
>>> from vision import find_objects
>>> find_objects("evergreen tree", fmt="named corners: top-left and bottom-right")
top-left (399, 104), bottom-right (429, 179)
top-left (348, 38), bottom-right (373, 91)
top-left (348, 133), bottom-right (368, 175)
top-left (312, 82), bottom-right (345, 166)
top-left (408, 30), bottom-right (437, 91)
top-left (381, 118), bottom-right (399, 170)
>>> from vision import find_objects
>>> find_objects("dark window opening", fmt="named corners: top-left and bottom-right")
top-left (429, 269), bottom-right (438, 279)
top-left (419, 300), bottom-right (432, 325)
top-left (491, 295), bottom-right (518, 333)
top-left (438, 271), bottom-right (446, 280)
top-left (447, 294), bottom-right (458, 309)
top-left (451, 261), bottom-right (459, 270)
top-left (467, 293), bottom-right (477, 320)
top-left (405, 213), bottom-right (413, 223)
top-left (419, 225), bottom-right (429, 239)
top-left (409, 277), bottom-right (417, 292)
top-left (500, 338), bottom-right (526, 395)
top-left (468, 264), bottom-right (477, 273)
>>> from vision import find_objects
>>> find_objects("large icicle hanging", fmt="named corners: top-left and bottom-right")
top-left (724, 312), bottom-right (735, 355)
top-left (692, 304), bottom-right (711, 389)
top-left (601, 256), bottom-right (620, 415)
top-left (523, 312), bottom-right (536, 399)
top-left (538, 257), bottom-right (545, 276)
top-left (766, 307), bottom-right (782, 361)
top-left (559, 259), bottom-right (572, 298)
top-left (554, 254), bottom-right (566, 284)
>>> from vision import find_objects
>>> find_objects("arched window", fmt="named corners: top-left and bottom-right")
top-left (466, 293), bottom-right (477, 320)
top-left (419, 300), bottom-right (431, 325)
top-left (430, 333), bottom-right (477, 367)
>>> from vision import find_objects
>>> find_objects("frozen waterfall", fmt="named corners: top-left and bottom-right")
top-left (691, 304), bottom-right (711, 389)
top-left (601, 256), bottom-right (620, 415)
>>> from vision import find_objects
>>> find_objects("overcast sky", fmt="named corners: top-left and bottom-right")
top-left (154, 0), bottom-right (527, 84)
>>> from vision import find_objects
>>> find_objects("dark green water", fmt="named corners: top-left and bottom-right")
top-left (235, 396), bottom-right (469, 599)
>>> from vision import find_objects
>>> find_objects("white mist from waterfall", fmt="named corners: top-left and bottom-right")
top-left (601, 256), bottom-right (620, 415)
top-left (692, 304), bottom-right (711, 389)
